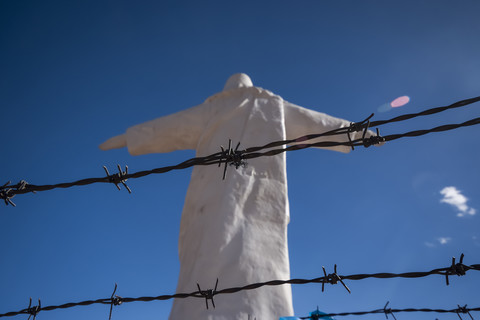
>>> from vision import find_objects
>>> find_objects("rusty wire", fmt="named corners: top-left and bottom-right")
top-left (0, 254), bottom-right (478, 318)
top-left (1, 96), bottom-right (479, 206)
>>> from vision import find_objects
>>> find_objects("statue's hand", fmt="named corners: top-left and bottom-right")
top-left (99, 134), bottom-right (127, 150)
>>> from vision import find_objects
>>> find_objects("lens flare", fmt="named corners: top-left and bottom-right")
top-left (390, 95), bottom-right (410, 108)
top-left (377, 102), bottom-right (391, 113)
top-left (377, 95), bottom-right (410, 113)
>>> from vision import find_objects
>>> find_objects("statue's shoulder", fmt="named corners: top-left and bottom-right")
top-left (205, 87), bottom-right (282, 103)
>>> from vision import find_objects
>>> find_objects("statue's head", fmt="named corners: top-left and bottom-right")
top-left (223, 73), bottom-right (253, 91)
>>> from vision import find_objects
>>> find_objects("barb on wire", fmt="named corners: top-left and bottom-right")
top-left (25, 298), bottom-right (41, 320)
top-left (196, 278), bottom-right (218, 309)
top-left (2, 96), bottom-right (480, 205)
top-left (308, 306), bottom-right (334, 320)
top-left (383, 301), bottom-right (397, 320)
top-left (446, 253), bottom-right (467, 285)
top-left (456, 304), bottom-right (475, 320)
top-left (219, 140), bottom-right (247, 180)
top-left (0, 181), bottom-right (15, 206)
top-left (356, 115), bottom-right (385, 149)
top-left (351, 113), bottom-right (375, 133)
top-left (0, 180), bottom-right (33, 206)
top-left (103, 165), bottom-right (132, 193)
top-left (347, 113), bottom-right (375, 150)
top-left (108, 283), bottom-right (123, 320)
top-left (2, 254), bottom-right (477, 318)
top-left (321, 265), bottom-right (351, 294)
top-left (362, 128), bottom-right (385, 148)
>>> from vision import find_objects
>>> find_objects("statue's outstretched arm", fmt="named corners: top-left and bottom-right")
top-left (98, 102), bottom-right (207, 156)
top-left (99, 133), bottom-right (127, 150)
top-left (284, 101), bottom-right (379, 153)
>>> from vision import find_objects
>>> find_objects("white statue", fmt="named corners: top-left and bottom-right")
top-left (100, 74), bottom-right (373, 319)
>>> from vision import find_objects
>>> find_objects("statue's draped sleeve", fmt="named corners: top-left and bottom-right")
top-left (125, 104), bottom-right (207, 156)
top-left (284, 101), bottom-right (354, 153)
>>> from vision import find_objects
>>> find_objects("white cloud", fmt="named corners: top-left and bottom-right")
top-left (424, 237), bottom-right (452, 247)
top-left (437, 237), bottom-right (451, 245)
top-left (440, 186), bottom-right (476, 217)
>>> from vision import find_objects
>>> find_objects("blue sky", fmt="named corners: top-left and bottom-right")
top-left (1, 1), bottom-right (479, 319)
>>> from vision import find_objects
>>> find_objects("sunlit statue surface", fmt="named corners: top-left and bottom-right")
top-left (100, 74), bottom-right (370, 319)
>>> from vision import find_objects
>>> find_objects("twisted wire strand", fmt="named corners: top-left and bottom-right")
top-left (236, 95), bottom-right (480, 154)
top-left (368, 95), bottom-right (480, 127)
top-left (216, 116), bottom-right (480, 162)
top-left (1, 261), bottom-right (478, 318)
top-left (1, 96), bottom-right (479, 203)
top-left (299, 306), bottom-right (480, 319)
top-left (2, 115), bottom-right (480, 200)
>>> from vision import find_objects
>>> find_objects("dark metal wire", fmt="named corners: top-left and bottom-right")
top-left (1, 96), bottom-right (479, 206)
top-left (299, 304), bottom-right (479, 319)
top-left (237, 116), bottom-right (480, 160)
top-left (1, 256), bottom-right (478, 318)
top-left (368, 95), bottom-right (480, 127)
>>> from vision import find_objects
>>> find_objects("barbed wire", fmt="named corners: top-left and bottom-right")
top-left (0, 254), bottom-right (478, 318)
top-left (241, 95), bottom-right (480, 154)
top-left (1, 96), bottom-right (479, 206)
top-left (2, 99), bottom-right (478, 320)
top-left (299, 303), bottom-right (479, 319)
top-left (231, 116), bottom-right (480, 161)
top-left (369, 95), bottom-right (480, 127)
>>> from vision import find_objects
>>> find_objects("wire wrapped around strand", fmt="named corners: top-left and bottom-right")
top-left (1, 95), bottom-right (480, 206)
top-left (1, 254), bottom-right (479, 318)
